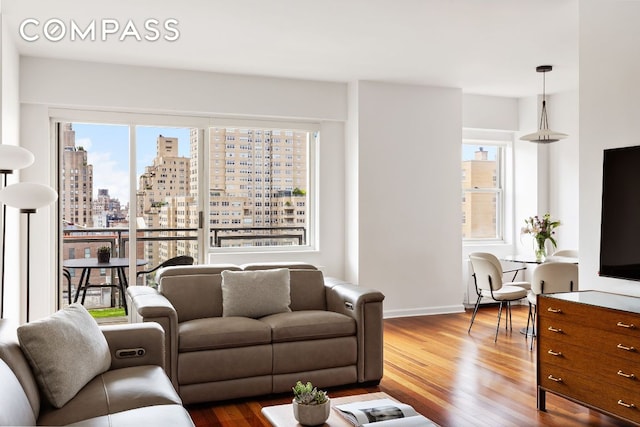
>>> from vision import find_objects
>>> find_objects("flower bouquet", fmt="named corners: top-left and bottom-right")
top-left (522, 213), bottom-right (561, 261)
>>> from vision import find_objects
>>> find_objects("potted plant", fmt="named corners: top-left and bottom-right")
top-left (292, 381), bottom-right (330, 426)
top-left (97, 246), bottom-right (111, 263)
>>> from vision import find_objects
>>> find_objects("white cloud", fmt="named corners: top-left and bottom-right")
top-left (75, 137), bottom-right (93, 151)
top-left (87, 151), bottom-right (130, 203)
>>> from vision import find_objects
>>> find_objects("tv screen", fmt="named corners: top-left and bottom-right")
top-left (600, 145), bottom-right (640, 280)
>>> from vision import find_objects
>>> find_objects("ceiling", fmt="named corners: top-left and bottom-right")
top-left (1, 0), bottom-right (579, 98)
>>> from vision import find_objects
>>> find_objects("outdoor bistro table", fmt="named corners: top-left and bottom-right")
top-left (63, 258), bottom-right (147, 315)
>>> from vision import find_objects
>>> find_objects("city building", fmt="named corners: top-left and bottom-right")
top-left (209, 127), bottom-right (308, 247)
top-left (137, 135), bottom-right (191, 267)
top-left (61, 123), bottom-right (94, 228)
top-left (461, 147), bottom-right (497, 239)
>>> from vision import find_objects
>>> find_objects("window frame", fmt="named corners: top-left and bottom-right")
top-left (51, 109), bottom-right (320, 262)
top-left (461, 138), bottom-right (507, 243)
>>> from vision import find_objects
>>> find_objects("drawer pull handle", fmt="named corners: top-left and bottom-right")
top-left (617, 370), bottom-right (636, 379)
top-left (617, 400), bottom-right (636, 409)
top-left (547, 326), bottom-right (563, 333)
top-left (617, 321), bottom-right (636, 329)
top-left (547, 307), bottom-right (563, 313)
top-left (547, 375), bottom-right (563, 383)
top-left (617, 344), bottom-right (637, 352)
top-left (547, 350), bottom-right (563, 357)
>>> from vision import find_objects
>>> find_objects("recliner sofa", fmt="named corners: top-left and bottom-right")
top-left (127, 263), bottom-right (385, 404)
top-left (0, 319), bottom-right (194, 426)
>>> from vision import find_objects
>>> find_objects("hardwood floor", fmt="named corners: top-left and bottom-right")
top-left (187, 305), bottom-right (634, 426)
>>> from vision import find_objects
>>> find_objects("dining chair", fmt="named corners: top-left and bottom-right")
top-left (526, 261), bottom-right (578, 350)
top-left (136, 255), bottom-right (194, 287)
top-left (551, 249), bottom-right (578, 258)
top-left (468, 252), bottom-right (530, 342)
top-left (63, 268), bottom-right (72, 305)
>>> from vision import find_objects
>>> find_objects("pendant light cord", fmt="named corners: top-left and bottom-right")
top-left (539, 70), bottom-right (549, 132)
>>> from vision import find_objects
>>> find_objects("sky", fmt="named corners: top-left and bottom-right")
top-left (462, 144), bottom-right (497, 161)
top-left (71, 123), bottom-right (191, 203)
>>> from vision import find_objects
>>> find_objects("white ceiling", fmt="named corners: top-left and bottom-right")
top-left (1, 0), bottom-right (579, 98)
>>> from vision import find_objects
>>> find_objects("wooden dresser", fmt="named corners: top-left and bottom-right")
top-left (537, 291), bottom-right (640, 424)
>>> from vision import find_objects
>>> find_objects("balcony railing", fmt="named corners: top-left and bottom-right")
top-left (62, 225), bottom-right (307, 308)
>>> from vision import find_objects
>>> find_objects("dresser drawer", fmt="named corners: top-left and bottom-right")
top-left (539, 365), bottom-right (640, 424)
top-left (539, 335), bottom-right (640, 393)
top-left (538, 314), bottom-right (640, 359)
top-left (539, 295), bottom-right (640, 338)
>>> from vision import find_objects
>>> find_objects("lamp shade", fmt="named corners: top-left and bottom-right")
top-left (0, 145), bottom-right (35, 172)
top-left (520, 129), bottom-right (569, 144)
top-left (520, 65), bottom-right (568, 144)
top-left (0, 182), bottom-right (58, 210)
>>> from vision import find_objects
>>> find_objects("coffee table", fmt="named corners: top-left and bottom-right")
top-left (262, 392), bottom-right (398, 426)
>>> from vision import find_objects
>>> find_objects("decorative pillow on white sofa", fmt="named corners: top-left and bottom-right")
top-left (221, 268), bottom-right (291, 318)
top-left (17, 303), bottom-right (111, 408)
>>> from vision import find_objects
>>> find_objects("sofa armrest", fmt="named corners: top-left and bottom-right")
top-left (326, 281), bottom-right (385, 383)
top-left (126, 286), bottom-right (179, 388)
top-left (101, 323), bottom-right (165, 370)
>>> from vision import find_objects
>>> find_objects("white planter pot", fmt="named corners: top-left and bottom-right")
top-left (292, 399), bottom-right (331, 426)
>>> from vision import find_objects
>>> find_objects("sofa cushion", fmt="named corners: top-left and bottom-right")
top-left (159, 265), bottom-right (242, 322)
top-left (0, 319), bottom-right (41, 420)
top-left (67, 404), bottom-right (194, 427)
top-left (221, 268), bottom-right (291, 318)
top-left (17, 304), bottom-right (111, 408)
top-left (0, 358), bottom-right (36, 427)
top-left (178, 317), bottom-right (272, 352)
top-left (38, 365), bottom-right (182, 426)
top-left (260, 310), bottom-right (356, 343)
top-left (289, 270), bottom-right (328, 311)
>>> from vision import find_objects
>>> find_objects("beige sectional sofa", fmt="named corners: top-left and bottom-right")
top-left (127, 263), bottom-right (385, 404)
top-left (0, 318), bottom-right (194, 427)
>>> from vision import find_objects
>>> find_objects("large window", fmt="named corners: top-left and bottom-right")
top-left (55, 114), bottom-right (318, 309)
top-left (461, 143), bottom-right (504, 240)
top-left (207, 127), bottom-right (313, 249)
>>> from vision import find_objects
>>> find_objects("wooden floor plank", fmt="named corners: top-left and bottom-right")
top-left (187, 306), bottom-right (634, 426)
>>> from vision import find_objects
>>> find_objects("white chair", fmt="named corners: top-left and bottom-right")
top-left (468, 252), bottom-right (530, 342)
top-left (552, 249), bottom-right (578, 258)
top-left (526, 261), bottom-right (578, 349)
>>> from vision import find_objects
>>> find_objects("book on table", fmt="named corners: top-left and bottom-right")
top-left (333, 398), bottom-right (437, 426)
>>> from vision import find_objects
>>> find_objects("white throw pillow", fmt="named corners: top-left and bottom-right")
top-left (221, 268), bottom-right (291, 318)
top-left (17, 303), bottom-right (111, 408)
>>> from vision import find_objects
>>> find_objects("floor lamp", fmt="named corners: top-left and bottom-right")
top-left (0, 145), bottom-right (35, 319)
top-left (0, 182), bottom-right (57, 322)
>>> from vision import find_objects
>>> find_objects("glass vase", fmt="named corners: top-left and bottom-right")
top-left (535, 238), bottom-right (547, 262)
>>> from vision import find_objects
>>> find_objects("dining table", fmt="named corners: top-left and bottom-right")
top-left (63, 257), bottom-right (147, 315)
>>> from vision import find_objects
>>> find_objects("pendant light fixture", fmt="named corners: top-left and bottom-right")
top-left (520, 65), bottom-right (568, 143)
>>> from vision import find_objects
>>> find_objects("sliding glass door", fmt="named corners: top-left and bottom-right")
top-left (58, 121), bottom-right (201, 310)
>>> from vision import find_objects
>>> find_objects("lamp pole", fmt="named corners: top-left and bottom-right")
top-left (1, 171), bottom-right (10, 318)
top-left (23, 209), bottom-right (35, 322)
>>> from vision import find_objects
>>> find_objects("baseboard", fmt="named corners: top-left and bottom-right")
top-left (383, 304), bottom-right (465, 319)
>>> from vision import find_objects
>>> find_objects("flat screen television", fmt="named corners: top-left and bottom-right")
top-left (599, 145), bottom-right (640, 280)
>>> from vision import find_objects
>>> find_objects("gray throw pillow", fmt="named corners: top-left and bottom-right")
top-left (221, 268), bottom-right (291, 318)
top-left (17, 303), bottom-right (111, 408)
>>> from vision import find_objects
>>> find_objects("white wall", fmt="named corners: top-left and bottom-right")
top-left (579, 0), bottom-right (640, 296)
top-left (356, 81), bottom-right (463, 317)
top-left (549, 90), bottom-right (579, 252)
top-left (18, 57), bottom-right (349, 320)
top-left (463, 94), bottom-right (518, 131)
